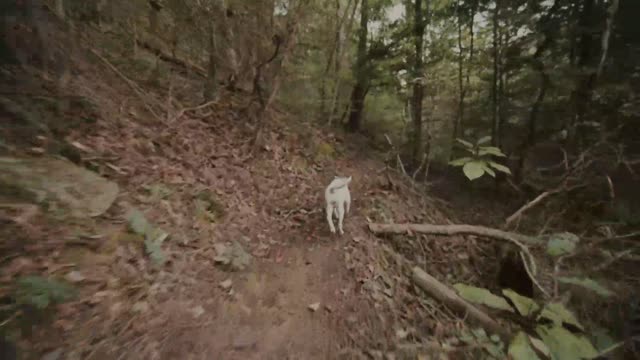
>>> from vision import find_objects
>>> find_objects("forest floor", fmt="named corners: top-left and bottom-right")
top-left (3, 19), bottom-right (632, 360)
top-left (1, 62), bottom-right (480, 358)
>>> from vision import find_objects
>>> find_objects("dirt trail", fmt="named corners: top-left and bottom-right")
top-left (202, 244), bottom-right (345, 359)
top-left (48, 57), bottom-right (387, 358)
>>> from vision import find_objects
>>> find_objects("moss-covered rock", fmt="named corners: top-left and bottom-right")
top-left (0, 156), bottom-right (119, 218)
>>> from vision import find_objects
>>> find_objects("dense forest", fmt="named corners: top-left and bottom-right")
top-left (1, 0), bottom-right (639, 359)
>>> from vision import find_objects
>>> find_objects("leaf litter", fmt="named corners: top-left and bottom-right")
top-left (1, 34), bottom-right (527, 360)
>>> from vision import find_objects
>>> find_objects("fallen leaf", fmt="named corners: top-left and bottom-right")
top-left (308, 302), bottom-right (320, 312)
top-left (64, 271), bottom-right (85, 283)
top-left (132, 301), bottom-right (149, 314)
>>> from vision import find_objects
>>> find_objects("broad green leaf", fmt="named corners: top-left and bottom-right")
top-left (546, 232), bottom-right (579, 257)
top-left (463, 161), bottom-right (486, 181)
top-left (454, 284), bottom-right (514, 312)
top-left (449, 157), bottom-right (472, 166)
top-left (488, 161), bottom-right (512, 174)
top-left (127, 209), bottom-right (150, 236)
top-left (503, 289), bottom-right (539, 316)
top-left (485, 341), bottom-right (505, 358)
top-left (472, 327), bottom-right (488, 339)
top-left (482, 163), bottom-right (496, 177)
top-left (456, 138), bottom-right (474, 148)
top-left (535, 325), bottom-right (598, 360)
top-left (479, 146), bottom-right (507, 157)
top-left (538, 303), bottom-right (583, 330)
top-left (477, 136), bottom-right (492, 145)
top-left (508, 332), bottom-right (541, 360)
top-left (529, 336), bottom-right (550, 358)
top-left (591, 327), bottom-right (618, 354)
top-left (557, 277), bottom-right (613, 297)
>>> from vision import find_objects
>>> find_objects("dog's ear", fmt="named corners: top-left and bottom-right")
top-left (346, 176), bottom-right (352, 183)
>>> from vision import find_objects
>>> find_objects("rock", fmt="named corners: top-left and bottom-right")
top-left (191, 305), bottom-right (205, 319)
top-left (214, 241), bottom-right (252, 271)
top-left (308, 302), bottom-right (320, 312)
top-left (64, 271), bottom-right (85, 283)
top-left (0, 156), bottom-right (118, 217)
top-left (41, 348), bottom-right (63, 360)
top-left (233, 329), bottom-right (258, 350)
top-left (219, 279), bottom-right (233, 290)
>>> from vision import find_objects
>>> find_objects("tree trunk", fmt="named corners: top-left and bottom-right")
top-left (491, 0), bottom-right (499, 146)
top-left (347, 82), bottom-right (366, 132)
top-left (54, 0), bottom-right (65, 20)
top-left (568, 0), bottom-right (596, 149)
top-left (329, 0), bottom-right (359, 124)
top-left (321, 0), bottom-right (354, 119)
top-left (346, 0), bottom-right (369, 132)
top-left (410, 0), bottom-right (426, 166)
top-left (203, 20), bottom-right (218, 101)
top-left (452, 0), bottom-right (476, 154)
top-left (454, 0), bottom-right (464, 144)
top-left (515, 0), bottom-right (560, 183)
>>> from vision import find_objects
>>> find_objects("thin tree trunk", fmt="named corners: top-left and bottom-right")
top-left (203, 20), bottom-right (218, 101)
top-left (452, 0), bottom-right (476, 151)
top-left (252, 4), bottom-right (302, 151)
top-left (321, 0), bottom-right (354, 119)
top-left (515, 0), bottom-right (560, 182)
top-left (491, 0), bottom-right (499, 146)
top-left (329, 0), bottom-right (359, 124)
top-left (454, 0), bottom-right (464, 143)
top-left (347, 0), bottom-right (369, 132)
top-left (568, 0), bottom-right (596, 148)
top-left (54, 0), bottom-right (65, 20)
top-left (410, 0), bottom-right (426, 166)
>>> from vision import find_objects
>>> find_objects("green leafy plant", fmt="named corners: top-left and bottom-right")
top-left (449, 136), bottom-right (511, 181)
top-left (126, 208), bottom-right (169, 266)
top-left (451, 233), bottom-right (617, 359)
top-left (455, 284), bottom-right (604, 359)
top-left (458, 327), bottom-right (506, 359)
top-left (14, 275), bottom-right (76, 310)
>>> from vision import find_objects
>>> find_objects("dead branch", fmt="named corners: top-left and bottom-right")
top-left (411, 267), bottom-right (510, 341)
top-left (136, 39), bottom-right (207, 77)
top-left (252, 34), bottom-right (283, 107)
top-left (371, 222), bottom-right (543, 292)
top-left (170, 100), bottom-right (218, 123)
top-left (251, 11), bottom-right (302, 152)
top-left (368, 223), bottom-right (541, 246)
top-left (505, 187), bottom-right (562, 227)
top-left (384, 134), bottom-right (408, 177)
top-left (90, 49), bottom-right (165, 122)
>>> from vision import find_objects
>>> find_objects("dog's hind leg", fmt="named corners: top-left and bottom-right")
top-left (337, 203), bottom-right (345, 235)
top-left (326, 203), bottom-right (336, 233)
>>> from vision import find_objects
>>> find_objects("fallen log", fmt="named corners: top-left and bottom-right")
top-left (370, 222), bottom-right (550, 298)
top-left (368, 223), bottom-right (541, 246)
top-left (412, 267), bottom-right (510, 341)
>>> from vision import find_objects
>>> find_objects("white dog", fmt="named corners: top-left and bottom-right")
top-left (325, 176), bottom-right (351, 235)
